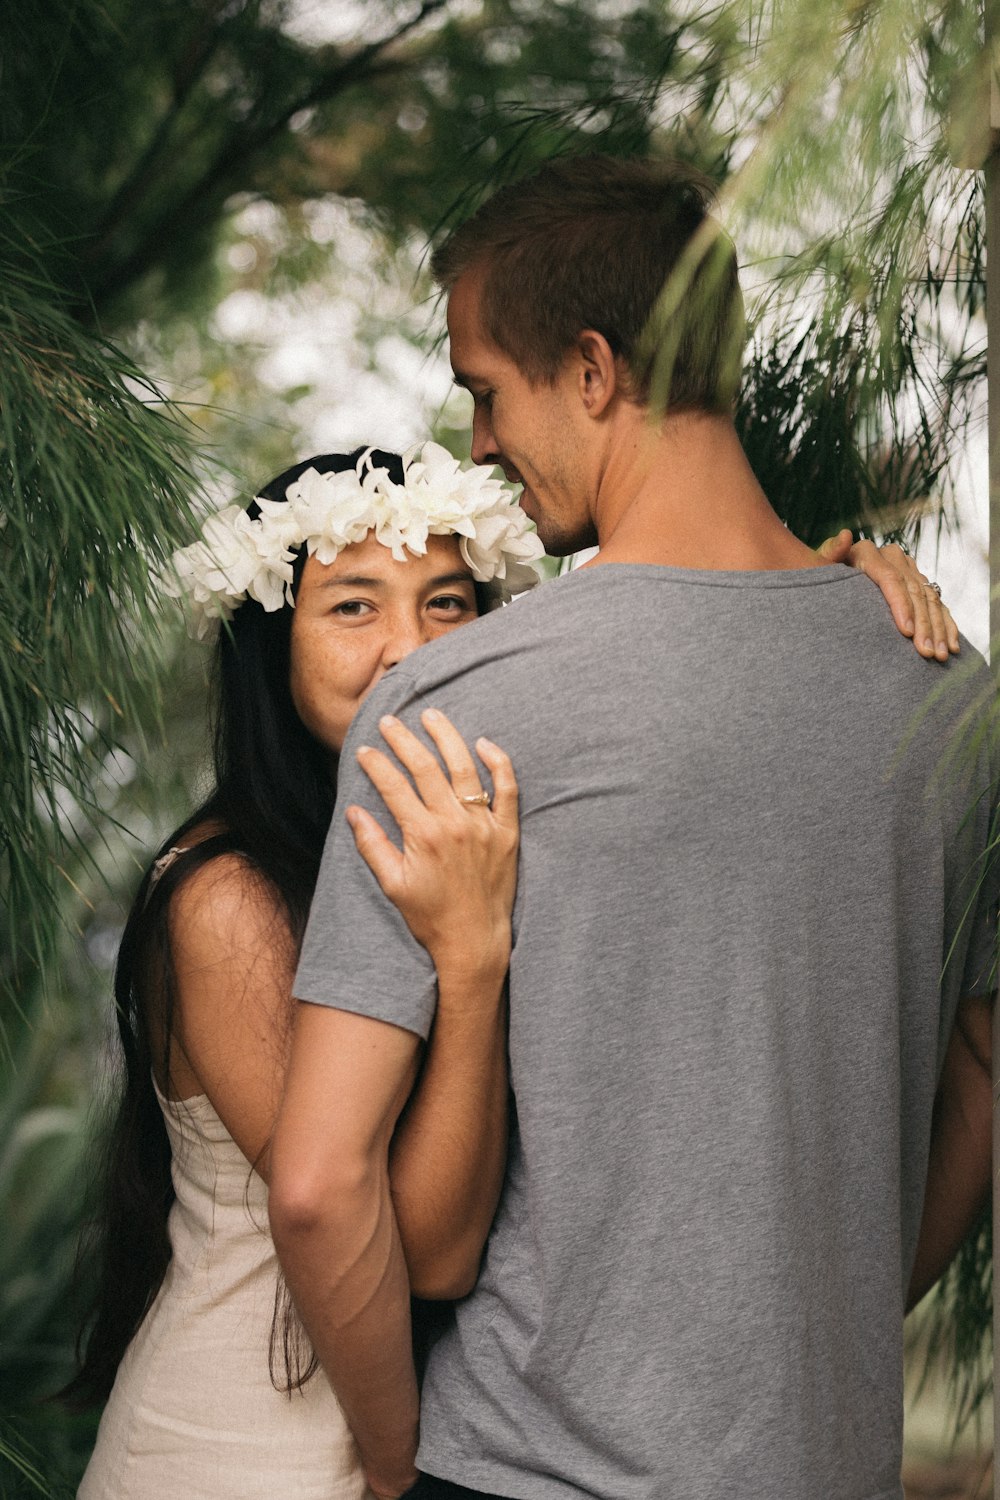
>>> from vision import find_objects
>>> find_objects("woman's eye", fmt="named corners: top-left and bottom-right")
top-left (473, 390), bottom-right (494, 411)
top-left (429, 594), bottom-right (474, 615)
top-left (332, 600), bottom-right (372, 618)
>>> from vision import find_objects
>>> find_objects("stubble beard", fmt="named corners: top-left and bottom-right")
top-left (533, 511), bottom-right (600, 558)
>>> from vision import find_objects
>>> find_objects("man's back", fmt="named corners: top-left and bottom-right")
top-left (296, 562), bottom-right (996, 1500)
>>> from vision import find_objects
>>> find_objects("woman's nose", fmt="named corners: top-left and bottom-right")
top-left (381, 614), bottom-right (430, 669)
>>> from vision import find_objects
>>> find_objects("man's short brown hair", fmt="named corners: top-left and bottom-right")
top-left (431, 153), bottom-right (745, 414)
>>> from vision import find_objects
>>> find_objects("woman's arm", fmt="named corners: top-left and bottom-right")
top-left (348, 711), bottom-right (519, 1298)
top-left (907, 992), bottom-right (994, 1310)
top-left (389, 972), bottom-right (508, 1299)
top-left (161, 855), bottom-right (296, 1174)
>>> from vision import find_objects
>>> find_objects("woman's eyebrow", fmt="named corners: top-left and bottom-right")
top-left (317, 570), bottom-right (475, 591)
top-left (426, 570), bottom-right (477, 588)
top-left (317, 574), bottom-right (384, 589)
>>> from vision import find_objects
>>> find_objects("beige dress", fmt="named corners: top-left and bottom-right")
top-left (78, 1083), bottom-right (370, 1499)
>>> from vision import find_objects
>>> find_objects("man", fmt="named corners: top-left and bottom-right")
top-left (269, 156), bottom-right (996, 1500)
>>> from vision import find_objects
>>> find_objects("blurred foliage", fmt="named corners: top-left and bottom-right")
top-left (911, 1204), bottom-right (993, 1437)
top-left (0, 999), bottom-right (100, 1498)
top-left (0, 242), bottom-right (206, 1016)
top-left (726, 0), bottom-right (986, 547)
top-left (0, 0), bottom-right (711, 332)
top-left (4, 0), bottom-right (982, 538)
top-left (1, 0), bottom-right (995, 1487)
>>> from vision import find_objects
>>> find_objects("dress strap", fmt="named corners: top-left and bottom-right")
top-left (145, 845), bottom-right (192, 902)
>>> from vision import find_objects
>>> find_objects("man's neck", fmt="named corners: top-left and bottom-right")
top-left (584, 409), bottom-right (822, 573)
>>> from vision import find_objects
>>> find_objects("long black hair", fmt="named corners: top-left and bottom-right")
top-left (65, 447), bottom-right (453, 1407)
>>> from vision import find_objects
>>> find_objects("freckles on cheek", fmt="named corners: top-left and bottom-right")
top-left (298, 646), bottom-right (364, 738)
top-left (290, 632), bottom-right (334, 728)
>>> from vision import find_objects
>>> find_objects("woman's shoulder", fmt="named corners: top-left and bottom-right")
top-left (155, 828), bottom-right (299, 1107)
top-left (162, 825), bottom-right (293, 960)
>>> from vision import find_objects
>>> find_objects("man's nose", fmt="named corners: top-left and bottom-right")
top-left (470, 406), bottom-right (499, 466)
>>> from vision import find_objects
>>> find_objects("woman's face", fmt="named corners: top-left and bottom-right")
top-left (289, 530), bottom-right (479, 755)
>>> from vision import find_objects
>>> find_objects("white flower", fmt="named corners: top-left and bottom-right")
top-left (165, 443), bottom-right (545, 639)
top-left (283, 467), bottom-right (374, 564)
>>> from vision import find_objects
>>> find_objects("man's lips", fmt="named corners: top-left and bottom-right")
top-left (498, 462), bottom-right (523, 488)
top-left (494, 461), bottom-right (531, 514)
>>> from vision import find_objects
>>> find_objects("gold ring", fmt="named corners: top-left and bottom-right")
top-left (460, 791), bottom-right (491, 807)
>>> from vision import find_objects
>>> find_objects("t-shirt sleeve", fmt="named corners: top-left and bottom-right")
top-left (293, 670), bottom-right (438, 1039)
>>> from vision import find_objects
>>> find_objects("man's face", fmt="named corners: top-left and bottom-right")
top-left (446, 268), bottom-right (598, 556)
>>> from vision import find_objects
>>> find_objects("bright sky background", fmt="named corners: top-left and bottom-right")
top-left (913, 433), bottom-right (990, 657)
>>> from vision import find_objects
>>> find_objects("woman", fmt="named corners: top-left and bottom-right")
top-left (71, 444), bottom-right (542, 1499)
top-left (70, 440), bottom-right (952, 1498)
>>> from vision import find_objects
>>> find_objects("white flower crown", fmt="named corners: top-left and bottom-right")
top-left (164, 442), bottom-right (545, 640)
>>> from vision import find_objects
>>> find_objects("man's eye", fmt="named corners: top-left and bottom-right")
top-left (474, 390), bottom-right (494, 410)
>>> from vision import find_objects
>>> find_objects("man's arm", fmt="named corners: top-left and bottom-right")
top-left (907, 992), bottom-right (994, 1310)
top-left (268, 1001), bottom-right (422, 1499)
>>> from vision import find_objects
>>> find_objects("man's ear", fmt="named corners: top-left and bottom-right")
top-left (575, 330), bottom-right (619, 417)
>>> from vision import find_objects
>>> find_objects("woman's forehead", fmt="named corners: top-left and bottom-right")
top-left (299, 530), bottom-right (469, 590)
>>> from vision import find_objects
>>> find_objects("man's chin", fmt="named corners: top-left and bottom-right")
top-left (530, 512), bottom-right (598, 558)
top-left (515, 486), bottom-right (596, 555)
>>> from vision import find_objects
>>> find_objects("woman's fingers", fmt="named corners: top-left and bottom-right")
top-left (905, 573), bottom-right (955, 662)
top-left (848, 540), bottom-right (916, 641)
top-left (360, 711), bottom-right (516, 831)
top-left (378, 709), bottom-right (496, 806)
top-left (476, 737), bottom-right (519, 832)
top-left (419, 708), bottom-right (486, 801)
top-left (355, 742), bottom-right (431, 832)
top-left (815, 528), bottom-right (854, 565)
top-left (345, 804), bottom-right (403, 896)
top-left (375, 715), bottom-right (459, 812)
top-left (846, 539), bottom-right (958, 661)
top-left (921, 583), bottom-right (960, 657)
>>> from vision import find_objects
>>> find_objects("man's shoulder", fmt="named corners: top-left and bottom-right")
top-left (844, 607), bottom-right (997, 797)
top-left (869, 614), bottom-right (993, 717)
top-left (397, 571), bottom-right (581, 685)
top-left (818, 571), bottom-right (992, 707)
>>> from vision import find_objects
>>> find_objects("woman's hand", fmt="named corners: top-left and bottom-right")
top-left (346, 709), bottom-right (519, 989)
top-left (818, 529), bottom-right (959, 662)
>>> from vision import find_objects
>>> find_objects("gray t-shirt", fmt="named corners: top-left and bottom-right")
top-left (295, 563), bottom-right (997, 1500)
